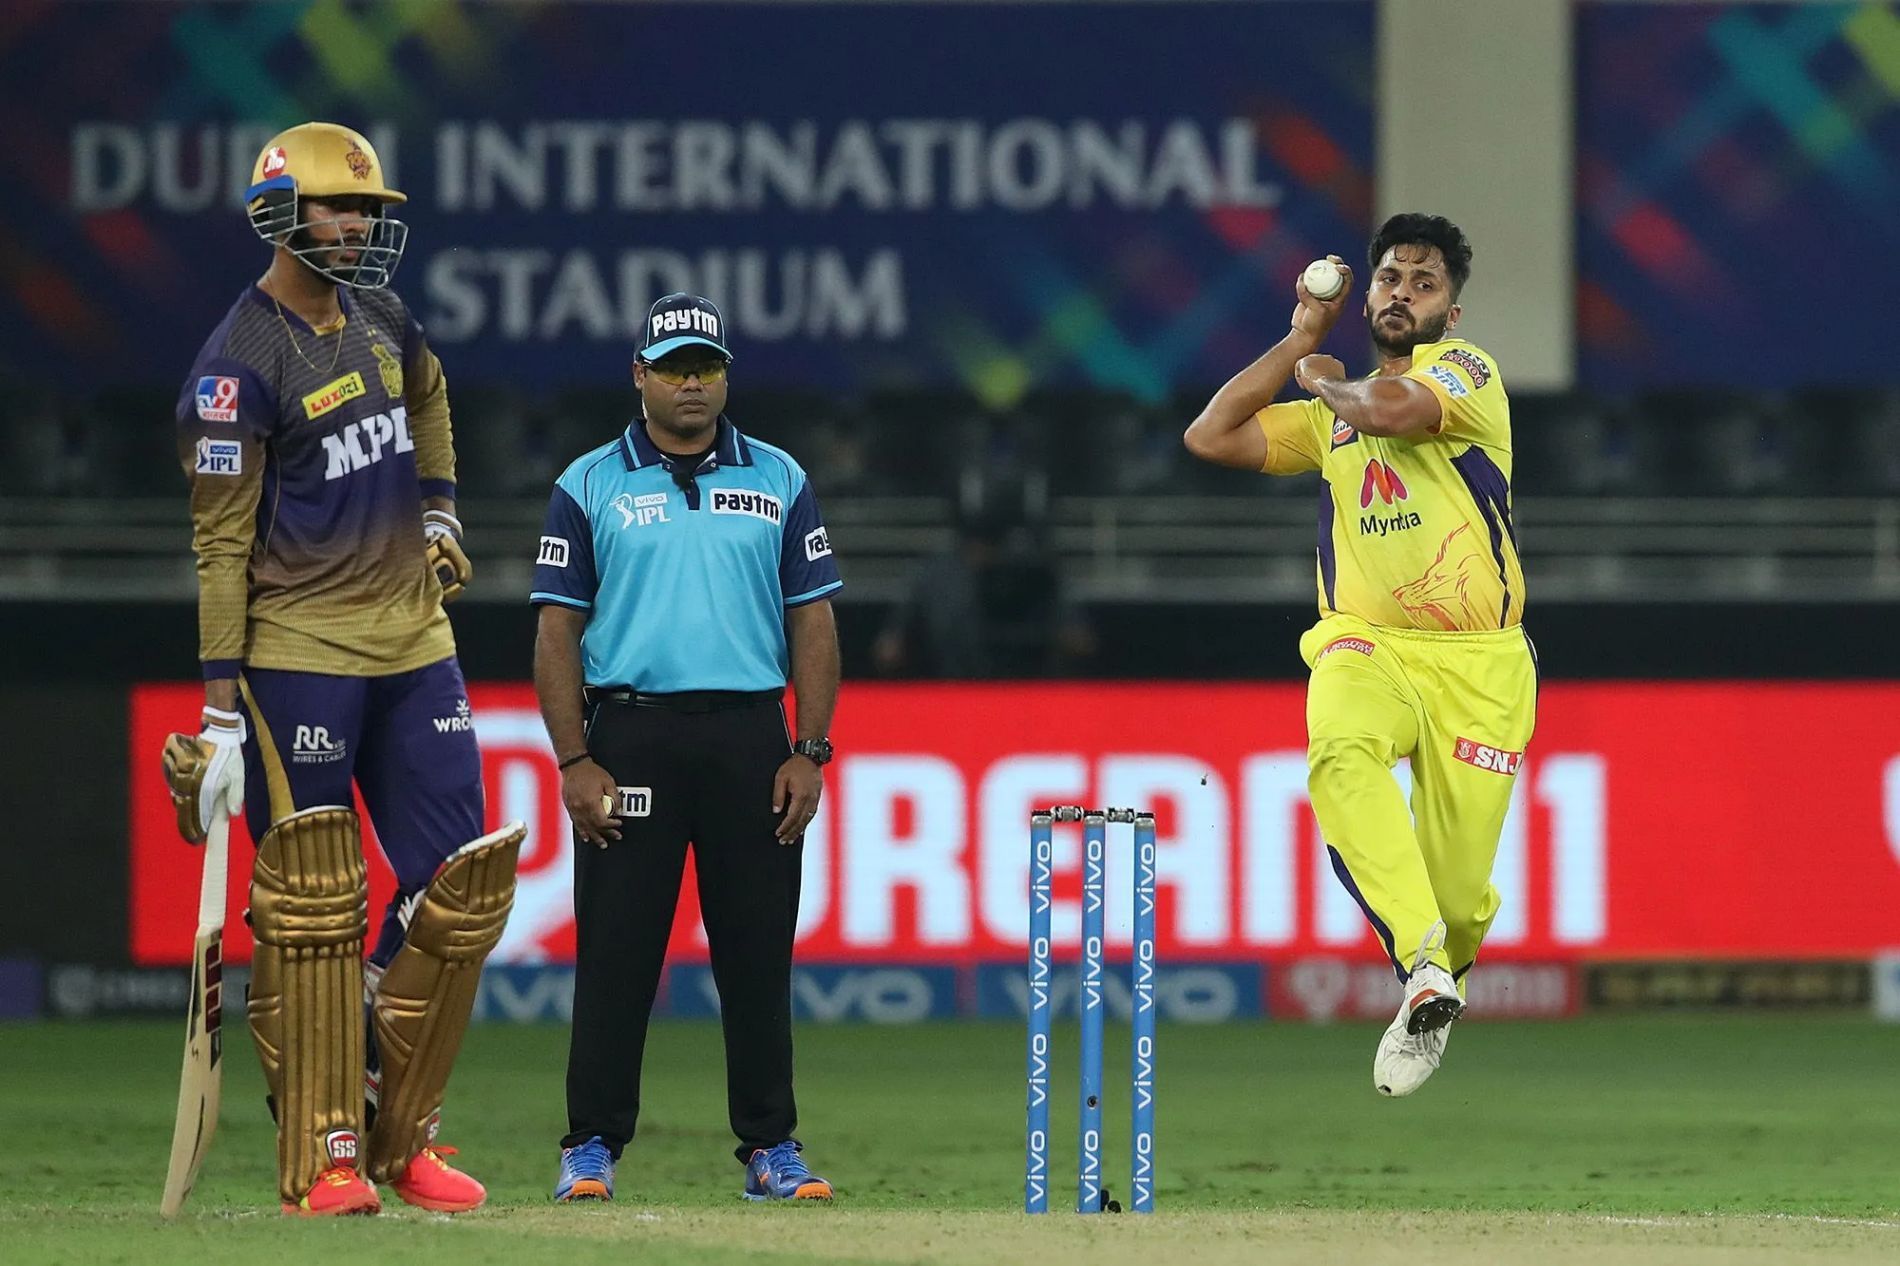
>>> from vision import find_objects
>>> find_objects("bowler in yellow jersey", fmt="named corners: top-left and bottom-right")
top-left (1184, 214), bottom-right (1536, 1096)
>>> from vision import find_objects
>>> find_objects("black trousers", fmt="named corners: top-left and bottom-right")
top-left (562, 693), bottom-right (802, 1163)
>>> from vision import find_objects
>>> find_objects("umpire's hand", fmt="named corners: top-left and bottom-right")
top-left (773, 754), bottom-right (823, 844)
top-left (562, 757), bottom-right (622, 847)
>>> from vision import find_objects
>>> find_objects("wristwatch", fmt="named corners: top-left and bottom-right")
top-left (791, 737), bottom-right (834, 766)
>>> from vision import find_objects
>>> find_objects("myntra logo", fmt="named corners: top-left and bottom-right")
top-left (1359, 459), bottom-right (1408, 508)
top-left (1358, 460), bottom-right (1420, 536)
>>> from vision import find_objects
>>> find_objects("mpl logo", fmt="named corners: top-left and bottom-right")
top-left (195, 375), bottom-right (240, 423)
top-left (321, 406), bottom-right (414, 481)
top-left (1359, 459), bottom-right (1408, 508)
top-left (291, 725), bottom-right (347, 765)
top-left (433, 698), bottom-right (473, 734)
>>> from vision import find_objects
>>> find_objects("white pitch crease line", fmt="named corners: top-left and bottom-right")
top-left (1594, 1214), bottom-right (1900, 1231)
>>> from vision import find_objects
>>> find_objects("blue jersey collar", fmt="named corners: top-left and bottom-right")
top-left (621, 414), bottom-right (751, 471)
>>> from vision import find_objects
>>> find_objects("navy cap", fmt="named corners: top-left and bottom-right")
top-left (638, 292), bottom-right (732, 363)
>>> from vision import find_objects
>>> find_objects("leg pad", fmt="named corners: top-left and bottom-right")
top-left (364, 822), bottom-right (524, 1180)
top-left (248, 806), bottom-right (369, 1204)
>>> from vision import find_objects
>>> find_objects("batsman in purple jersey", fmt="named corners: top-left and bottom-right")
top-left (162, 122), bottom-right (521, 1218)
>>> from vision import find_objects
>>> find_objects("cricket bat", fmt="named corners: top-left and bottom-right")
top-left (159, 808), bottom-right (229, 1217)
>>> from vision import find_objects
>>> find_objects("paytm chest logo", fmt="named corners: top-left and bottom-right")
top-left (613, 492), bottom-right (671, 528)
top-left (710, 489), bottom-right (782, 524)
top-left (322, 405), bottom-right (414, 481)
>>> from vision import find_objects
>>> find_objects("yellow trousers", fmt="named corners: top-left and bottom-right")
top-left (1300, 614), bottom-right (1538, 984)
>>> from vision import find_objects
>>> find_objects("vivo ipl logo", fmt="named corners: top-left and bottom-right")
top-left (1130, 833), bottom-right (1157, 1211)
top-left (1024, 827), bottom-right (1053, 1211)
top-left (1082, 848), bottom-right (1105, 1016)
top-left (613, 492), bottom-right (671, 529)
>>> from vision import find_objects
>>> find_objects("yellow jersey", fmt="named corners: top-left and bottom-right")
top-left (1254, 338), bottom-right (1522, 632)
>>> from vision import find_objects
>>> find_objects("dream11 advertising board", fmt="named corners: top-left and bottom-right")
top-left (130, 683), bottom-right (1900, 980)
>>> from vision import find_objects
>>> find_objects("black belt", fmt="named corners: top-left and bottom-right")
top-left (585, 686), bottom-right (784, 713)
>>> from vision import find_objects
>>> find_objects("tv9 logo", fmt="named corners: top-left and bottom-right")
top-left (195, 375), bottom-right (240, 423)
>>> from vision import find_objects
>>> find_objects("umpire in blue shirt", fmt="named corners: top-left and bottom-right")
top-left (531, 294), bottom-right (842, 1204)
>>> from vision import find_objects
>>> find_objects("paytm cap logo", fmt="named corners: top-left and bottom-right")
top-left (638, 293), bottom-right (732, 363)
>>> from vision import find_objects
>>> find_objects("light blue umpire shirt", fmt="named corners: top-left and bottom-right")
top-left (529, 415), bottom-right (843, 691)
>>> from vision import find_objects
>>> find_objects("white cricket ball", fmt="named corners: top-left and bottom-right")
top-left (1302, 258), bottom-right (1345, 301)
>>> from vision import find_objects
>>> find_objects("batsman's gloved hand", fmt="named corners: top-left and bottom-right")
top-left (161, 707), bottom-right (247, 844)
top-left (423, 508), bottom-right (472, 602)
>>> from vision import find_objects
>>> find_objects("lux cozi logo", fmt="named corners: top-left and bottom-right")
top-left (1358, 459), bottom-right (1421, 537)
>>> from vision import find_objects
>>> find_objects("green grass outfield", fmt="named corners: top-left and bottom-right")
top-left (3, 1017), bottom-right (1898, 1264)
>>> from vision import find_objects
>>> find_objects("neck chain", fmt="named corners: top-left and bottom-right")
top-left (266, 283), bottom-right (345, 376)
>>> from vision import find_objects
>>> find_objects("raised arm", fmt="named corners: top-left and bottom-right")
top-left (1184, 257), bottom-right (1354, 470)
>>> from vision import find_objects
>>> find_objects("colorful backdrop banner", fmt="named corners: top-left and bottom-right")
top-left (2, 0), bottom-right (1373, 400)
top-left (130, 681), bottom-right (1900, 967)
top-left (1575, 2), bottom-right (1897, 388)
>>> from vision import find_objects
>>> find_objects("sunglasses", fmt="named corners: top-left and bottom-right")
top-left (644, 359), bottom-right (728, 386)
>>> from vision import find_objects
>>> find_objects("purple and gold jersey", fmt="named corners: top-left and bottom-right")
top-left (176, 286), bottom-right (457, 679)
top-left (1253, 338), bottom-right (1523, 632)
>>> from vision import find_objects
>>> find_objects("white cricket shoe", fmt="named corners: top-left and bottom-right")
top-left (1373, 959), bottom-right (1464, 1098)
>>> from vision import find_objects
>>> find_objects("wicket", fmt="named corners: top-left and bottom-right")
top-left (1025, 806), bottom-right (1156, 1215)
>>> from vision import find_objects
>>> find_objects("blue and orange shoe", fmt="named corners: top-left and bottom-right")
top-left (743, 1141), bottom-right (833, 1202)
top-left (553, 1136), bottom-right (615, 1202)
top-left (285, 1165), bottom-right (381, 1217)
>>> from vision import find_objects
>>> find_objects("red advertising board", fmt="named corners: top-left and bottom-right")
top-left (130, 682), bottom-right (1900, 966)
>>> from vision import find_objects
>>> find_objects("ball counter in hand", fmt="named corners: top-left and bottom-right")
top-left (1303, 258), bottom-right (1345, 301)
